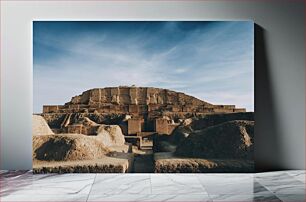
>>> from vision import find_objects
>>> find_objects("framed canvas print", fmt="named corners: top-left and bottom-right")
top-left (33, 21), bottom-right (254, 173)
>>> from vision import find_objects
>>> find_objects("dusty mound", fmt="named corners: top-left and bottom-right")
top-left (96, 125), bottom-right (125, 147)
top-left (155, 157), bottom-right (254, 173)
top-left (32, 115), bottom-right (54, 136)
top-left (33, 134), bottom-right (110, 161)
top-left (154, 112), bottom-right (254, 153)
top-left (175, 120), bottom-right (254, 159)
top-left (33, 153), bottom-right (134, 173)
top-left (190, 112), bottom-right (254, 130)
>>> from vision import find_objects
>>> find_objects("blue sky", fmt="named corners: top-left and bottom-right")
top-left (33, 21), bottom-right (254, 113)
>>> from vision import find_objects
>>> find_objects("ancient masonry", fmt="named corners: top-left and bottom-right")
top-left (41, 86), bottom-right (246, 148)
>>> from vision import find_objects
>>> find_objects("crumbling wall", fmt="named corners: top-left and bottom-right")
top-left (41, 87), bottom-right (248, 134)
top-left (128, 118), bottom-right (143, 135)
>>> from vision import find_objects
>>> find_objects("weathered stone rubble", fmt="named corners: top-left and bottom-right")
top-left (32, 115), bottom-right (133, 173)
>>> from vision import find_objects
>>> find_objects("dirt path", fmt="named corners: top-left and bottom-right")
top-left (132, 153), bottom-right (154, 173)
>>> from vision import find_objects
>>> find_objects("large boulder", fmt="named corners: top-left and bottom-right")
top-left (96, 125), bottom-right (125, 147)
top-left (33, 134), bottom-right (109, 161)
top-left (175, 120), bottom-right (254, 159)
top-left (32, 115), bottom-right (54, 136)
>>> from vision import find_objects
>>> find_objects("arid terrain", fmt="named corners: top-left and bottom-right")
top-left (33, 86), bottom-right (254, 173)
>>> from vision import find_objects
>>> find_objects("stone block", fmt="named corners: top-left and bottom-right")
top-left (155, 118), bottom-right (169, 135)
top-left (68, 104), bottom-right (80, 110)
top-left (43, 105), bottom-right (60, 113)
top-left (71, 95), bottom-right (81, 104)
top-left (90, 89), bottom-right (101, 102)
top-left (234, 108), bottom-right (246, 113)
top-left (129, 87), bottom-right (138, 104)
top-left (137, 87), bottom-right (147, 104)
top-left (129, 105), bottom-right (139, 113)
top-left (148, 104), bottom-right (160, 112)
top-left (128, 118), bottom-right (143, 135)
top-left (167, 124), bottom-right (179, 135)
top-left (67, 124), bottom-right (86, 134)
top-left (80, 90), bottom-right (90, 104)
top-left (110, 87), bottom-right (120, 104)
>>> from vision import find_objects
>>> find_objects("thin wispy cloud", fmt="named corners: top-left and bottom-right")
top-left (34, 21), bottom-right (254, 113)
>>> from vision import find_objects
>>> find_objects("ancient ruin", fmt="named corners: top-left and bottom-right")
top-left (33, 86), bottom-right (253, 173)
top-left (41, 86), bottom-right (246, 149)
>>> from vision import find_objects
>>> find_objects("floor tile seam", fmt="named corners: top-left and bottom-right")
top-left (194, 176), bottom-right (213, 201)
top-left (252, 192), bottom-right (283, 202)
top-left (254, 173), bottom-right (295, 181)
top-left (257, 181), bottom-right (306, 191)
top-left (255, 177), bottom-right (305, 186)
top-left (290, 176), bottom-right (306, 184)
top-left (86, 193), bottom-right (213, 202)
top-left (255, 180), bottom-right (304, 196)
top-left (86, 174), bottom-right (97, 202)
top-left (149, 174), bottom-right (153, 194)
top-left (86, 193), bottom-right (214, 196)
top-left (272, 193), bottom-right (306, 202)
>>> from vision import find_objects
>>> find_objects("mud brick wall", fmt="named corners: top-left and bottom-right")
top-left (43, 87), bottom-right (246, 115)
top-left (42, 87), bottom-right (247, 128)
top-left (67, 124), bottom-right (86, 134)
top-left (155, 118), bottom-right (169, 135)
top-left (167, 124), bottom-right (179, 135)
top-left (128, 118), bottom-right (143, 135)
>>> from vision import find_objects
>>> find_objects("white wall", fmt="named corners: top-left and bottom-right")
top-left (1, 0), bottom-right (304, 170)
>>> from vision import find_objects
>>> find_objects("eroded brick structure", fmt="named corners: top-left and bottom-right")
top-left (41, 86), bottom-right (246, 138)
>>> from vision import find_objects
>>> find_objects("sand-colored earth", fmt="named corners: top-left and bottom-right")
top-left (32, 115), bottom-right (134, 173)
top-left (154, 152), bottom-right (254, 173)
top-left (175, 120), bottom-right (254, 159)
top-left (32, 115), bottom-right (54, 136)
top-left (33, 134), bottom-right (110, 161)
top-left (33, 152), bottom-right (134, 173)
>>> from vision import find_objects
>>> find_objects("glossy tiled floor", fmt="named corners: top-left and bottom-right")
top-left (0, 170), bottom-right (305, 201)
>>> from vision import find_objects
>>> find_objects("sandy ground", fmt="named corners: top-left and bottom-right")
top-left (33, 153), bottom-right (134, 173)
top-left (154, 152), bottom-right (254, 173)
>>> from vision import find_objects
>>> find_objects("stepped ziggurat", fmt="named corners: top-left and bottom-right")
top-left (41, 86), bottom-right (246, 150)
